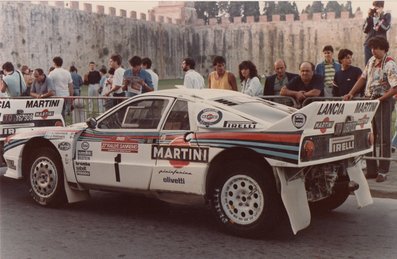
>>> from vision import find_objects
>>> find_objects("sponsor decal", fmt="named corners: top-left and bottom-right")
top-left (58, 142), bottom-right (71, 151)
top-left (358, 114), bottom-right (370, 128)
top-left (291, 113), bottom-right (306, 129)
top-left (26, 99), bottom-right (60, 108)
top-left (2, 112), bottom-right (33, 123)
top-left (354, 102), bottom-right (377, 113)
top-left (163, 176), bottom-right (185, 184)
top-left (152, 145), bottom-right (209, 167)
top-left (81, 141), bottom-right (90, 150)
top-left (75, 161), bottom-right (90, 176)
top-left (329, 135), bottom-right (354, 153)
top-left (1, 128), bottom-right (16, 136)
top-left (314, 117), bottom-right (334, 133)
top-left (44, 132), bottom-right (69, 139)
top-left (197, 108), bottom-right (223, 126)
top-left (101, 137), bottom-right (138, 153)
top-left (223, 121), bottom-right (257, 129)
top-left (6, 159), bottom-right (16, 170)
top-left (35, 109), bottom-right (54, 119)
top-left (0, 100), bottom-right (10, 109)
top-left (159, 169), bottom-right (192, 175)
top-left (317, 103), bottom-right (345, 115)
top-left (77, 150), bottom-right (92, 160)
top-left (334, 116), bottom-right (356, 136)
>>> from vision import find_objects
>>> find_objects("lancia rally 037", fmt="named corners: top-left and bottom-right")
top-left (3, 89), bottom-right (379, 237)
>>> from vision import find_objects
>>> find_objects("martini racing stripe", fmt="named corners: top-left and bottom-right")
top-left (195, 132), bottom-right (302, 144)
top-left (4, 139), bottom-right (29, 152)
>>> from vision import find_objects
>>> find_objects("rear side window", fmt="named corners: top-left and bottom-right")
top-left (163, 100), bottom-right (190, 130)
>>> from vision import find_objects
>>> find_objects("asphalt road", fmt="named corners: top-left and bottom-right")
top-left (1, 176), bottom-right (396, 259)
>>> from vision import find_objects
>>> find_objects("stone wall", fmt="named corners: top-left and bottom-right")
top-left (0, 2), bottom-right (396, 79)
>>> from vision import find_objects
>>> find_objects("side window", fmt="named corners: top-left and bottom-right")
top-left (98, 99), bottom-right (168, 129)
top-left (163, 100), bottom-right (190, 130)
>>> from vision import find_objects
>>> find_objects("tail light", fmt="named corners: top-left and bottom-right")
top-left (303, 139), bottom-right (315, 160)
top-left (367, 132), bottom-right (374, 146)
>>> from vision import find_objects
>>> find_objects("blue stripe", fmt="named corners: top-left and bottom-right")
top-left (196, 139), bottom-right (299, 151)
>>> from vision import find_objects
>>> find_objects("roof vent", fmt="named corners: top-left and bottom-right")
top-left (214, 98), bottom-right (238, 106)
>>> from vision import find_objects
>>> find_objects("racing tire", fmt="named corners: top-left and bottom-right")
top-left (27, 147), bottom-right (67, 207)
top-left (309, 176), bottom-right (350, 214)
top-left (209, 161), bottom-right (282, 238)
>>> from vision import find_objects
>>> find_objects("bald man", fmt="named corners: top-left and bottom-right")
top-left (264, 59), bottom-right (298, 95)
top-left (280, 61), bottom-right (324, 104)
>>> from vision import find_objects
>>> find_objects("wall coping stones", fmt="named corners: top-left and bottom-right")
top-left (83, 3), bottom-right (92, 13)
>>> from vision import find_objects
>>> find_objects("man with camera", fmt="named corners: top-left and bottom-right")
top-left (363, 1), bottom-right (391, 65)
top-left (343, 36), bottom-right (397, 182)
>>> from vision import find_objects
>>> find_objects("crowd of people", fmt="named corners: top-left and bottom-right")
top-left (0, 1), bottom-right (395, 182)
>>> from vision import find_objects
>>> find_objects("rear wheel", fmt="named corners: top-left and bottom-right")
top-left (309, 175), bottom-right (350, 213)
top-left (27, 147), bottom-right (66, 207)
top-left (209, 161), bottom-right (282, 238)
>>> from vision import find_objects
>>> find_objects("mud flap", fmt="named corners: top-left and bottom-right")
top-left (346, 163), bottom-right (373, 207)
top-left (276, 168), bottom-right (311, 235)
top-left (64, 177), bottom-right (90, 203)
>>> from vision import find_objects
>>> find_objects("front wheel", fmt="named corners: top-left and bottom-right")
top-left (27, 147), bottom-right (66, 207)
top-left (209, 161), bottom-right (282, 238)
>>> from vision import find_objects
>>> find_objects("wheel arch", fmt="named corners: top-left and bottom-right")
top-left (21, 137), bottom-right (60, 179)
top-left (205, 147), bottom-right (273, 199)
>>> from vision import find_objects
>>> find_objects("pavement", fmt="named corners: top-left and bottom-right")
top-left (364, 157), bottom-right (397, 200)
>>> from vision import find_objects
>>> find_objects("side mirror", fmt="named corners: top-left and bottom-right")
top-left (86, 117), bottom-right (97, 129)
top-left (183, 131), bottom-right (194, 142)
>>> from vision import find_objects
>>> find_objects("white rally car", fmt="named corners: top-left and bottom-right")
top-left (3, 89), bottom-right (378, 237)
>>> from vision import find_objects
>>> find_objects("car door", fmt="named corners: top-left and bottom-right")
top-left (74, 97), bottom-right (174, 190)
top-left (150, 99), bottom-right (208, 195)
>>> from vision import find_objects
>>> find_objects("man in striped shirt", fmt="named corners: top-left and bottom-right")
top-left (315, 45), bottom-right (341, 97)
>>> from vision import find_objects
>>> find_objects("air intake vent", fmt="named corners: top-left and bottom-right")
top-left (214, 99), bottom-right (238, 106)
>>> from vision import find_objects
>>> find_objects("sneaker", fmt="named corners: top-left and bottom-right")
top-left (392, 147), bottom-right (396, 153)
top-left (376, 173), bottom-right (387, 182)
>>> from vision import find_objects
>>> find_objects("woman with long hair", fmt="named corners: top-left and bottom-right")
top-left (238, 61), bottom-right (263, 96)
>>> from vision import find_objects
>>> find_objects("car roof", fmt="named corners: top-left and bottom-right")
top-left (142, 88), bottom-right (248, 101)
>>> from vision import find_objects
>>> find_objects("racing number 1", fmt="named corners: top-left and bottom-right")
top-left (114, 154), bottom-right (121, 182)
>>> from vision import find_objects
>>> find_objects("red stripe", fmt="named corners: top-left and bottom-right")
top-left (195, 132), bottom-right (301, 144)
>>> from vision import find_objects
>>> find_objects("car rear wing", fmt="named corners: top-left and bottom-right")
top-left (0, 98), bottom-right (65, 141)
top-left (268, 100), bottom-right (379, 166)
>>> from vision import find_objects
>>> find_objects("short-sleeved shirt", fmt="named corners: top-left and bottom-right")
top-left (71, 72), bottom-right (83, 90)
top-left (145, 69), bottom-right (158, 91)
top-left (286, 74), bottom-right (325, 96)
top-left (123, 69), bottom-right (154, 95)
top-left (31, 75), bottom-right (55, 95)
top-left (49, 67), bottom-right (73, 97)
top-left (362, 55), bottom-right (397, 98)
top-left (112, 67), bottom-right (125, 94)
top-left (183, 70), bottom-right (205, 89)
top-left (333, 66), bottom-right (362, 97)
top-left (2, 70), bottom-right (26, 97)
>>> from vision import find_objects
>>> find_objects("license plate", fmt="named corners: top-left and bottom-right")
top-left (334, 121), bottom-right (357, 136)
top-left (329, 135), bottom-right (354, 153)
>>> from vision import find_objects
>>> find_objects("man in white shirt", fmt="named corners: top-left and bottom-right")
top-left (142, 57), bottom-right (159, 91)
top-left (105, 54), bottom-right (125, 106)
top-left (182, 58), bottom-right (205, 89)
top-left (48, 56), bottom-right (73, 118)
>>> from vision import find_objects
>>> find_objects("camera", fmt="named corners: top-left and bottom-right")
top-left (369, 8), bottom-right (377, 16)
